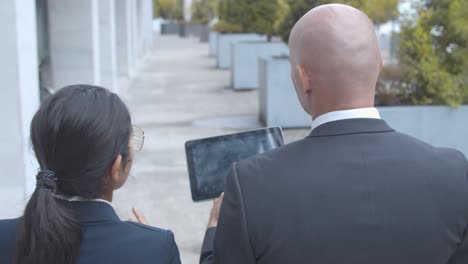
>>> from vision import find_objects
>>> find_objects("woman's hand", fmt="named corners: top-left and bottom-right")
top-left (129, 207), bottom-right (150, 225)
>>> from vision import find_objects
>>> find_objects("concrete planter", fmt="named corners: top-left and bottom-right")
top-left (259, 56), bottom-right (310, 128)
top-left (179, 23), bottom-right (208, 38)
top-left (378, 106), bottom-right (468, 155)
top-left (231, 41), bottom-right (288, 90)
top-left (161, 22), bottom-right (180, 35)
top-left (259, 56), bottom-right (468, 156)
top-left (217, 33), bottom-right (266, 69)
top-left (200, 26), bottom-right (209, 42)
top-left (209, 32), bottom-right (218, 57)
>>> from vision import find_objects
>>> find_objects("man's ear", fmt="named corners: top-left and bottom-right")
top-left (296, 64), bottom-right (313, 95)
top-left (110, 155), bottom-right (123, 189)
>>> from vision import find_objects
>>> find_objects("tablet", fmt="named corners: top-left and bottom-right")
top-left (185, 127), bottom-right (284, 202)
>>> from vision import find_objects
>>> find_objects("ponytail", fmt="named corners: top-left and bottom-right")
top-left (14, 172), bottom-right (82, 264)
top-left (14, 85), bottom-right (132, 263)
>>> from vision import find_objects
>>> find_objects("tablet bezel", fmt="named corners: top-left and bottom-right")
top-left (185, 127), bottom-right (284, 202)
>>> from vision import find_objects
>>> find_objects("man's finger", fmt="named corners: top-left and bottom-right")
top-left (215, 192), bottom-right (224, 205)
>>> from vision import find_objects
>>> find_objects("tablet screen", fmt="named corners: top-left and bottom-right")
top-left (185, 127), bottom-right (284, 202)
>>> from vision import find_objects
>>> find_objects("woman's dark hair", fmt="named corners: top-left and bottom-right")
top-left (14, 85), bottom-right (132, 264)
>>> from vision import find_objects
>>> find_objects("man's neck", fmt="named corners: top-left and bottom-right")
top-left (311, 107), bottom-right (381, 131)
top-left (311, 102), bottom-right (375, 120)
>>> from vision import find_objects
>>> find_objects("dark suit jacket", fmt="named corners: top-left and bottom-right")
top-left (201, 119), bottom-right (468, 264)
top-left (0, 200), bottom-right (181, 264)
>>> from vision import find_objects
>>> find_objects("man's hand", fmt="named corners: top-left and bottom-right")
top-left (129, 207), bottom-right (150, 225)
top-left (208, 193), bottom-right (224, 228)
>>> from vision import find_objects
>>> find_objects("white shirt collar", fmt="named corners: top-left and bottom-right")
top-left (54, 194), bottom-right (114, 208)
top-left (311, 107), bottom-right (381, 131)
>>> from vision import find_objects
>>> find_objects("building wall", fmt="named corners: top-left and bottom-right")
top-left (0, 0), bottom-right (40, 218)
top-left (0, 0), bottom-right (154, 218)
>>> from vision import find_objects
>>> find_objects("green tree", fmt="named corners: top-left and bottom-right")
top-left (154, 0), bottom-right (184, 20)
top-left (278, 0), bottom-right (398, 42)
top-left (347, 0), bottom-right (399, 25)
top-left (212, 0), bottom-right (245, 33)
top-left (212, 0), bottom-right (242, 33)
top-left (242, 0), bottom-right (289, 40)
top-left (220, 0), bottom-right (243, 27)
top-left (192, 0), bottom-right (218, 24)
top-left (399, 0), bottom-right (468, 106)
top-left (214, 0), bottom-right (289, 39)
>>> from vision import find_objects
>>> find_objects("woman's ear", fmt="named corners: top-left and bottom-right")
top-left (110, 155), bottom-right (123, 189)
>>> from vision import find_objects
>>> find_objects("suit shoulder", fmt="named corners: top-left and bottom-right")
top-left (234, 139), bottom-right (308, 181)
top-left (239, 138), bottom-right (308, 165)
top-left (123, 222), bottom-right (178, 244)
top-left (0, 218), bottom-right (20, 259)
top-left (123, 221), bottom-right (178, 244)
top-left (434, 146), bottom-right (468, 169)
top-left (395, 132), bottom-right (467, 162)
top-left (122, 223), bottom-right (179, 262)
top-left (434, 146), bottom-right (467, 159)
top-left (0, 218), bottom-right (20, 235)
top-left (124, 221), bottom-right (167, 233)
top-left (0, 218), bottom-right (20, 228)
top-left (392, 132), bottom-right (438, 149)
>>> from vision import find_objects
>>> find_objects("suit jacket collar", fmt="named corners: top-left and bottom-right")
top-left (57, 199), bottom-right (121, 223)
top-left (308, 118), bottom-right (395, 138)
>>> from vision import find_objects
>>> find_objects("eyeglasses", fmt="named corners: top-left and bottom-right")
top-left (131, 125), bottom-right (145, 152)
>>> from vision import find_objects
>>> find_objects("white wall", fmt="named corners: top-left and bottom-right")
top-left (184, 0), bottom-right (193, 21)
top-left (47, 0), bottom-right (101, 90)
top-left (99, 0), bottom-right (118, 91)
top-left (130, 0), bottom-right (140, 65)
top-left (47, 0), bottom-right (154, 91)
top-left (0, 0), bottom-right (40, 218)
top-left (116, 0), bottom-right (135, 78)
top-left (139, 0), bottom-right (154, 55)
top-left (0, 0), bottom-right (156, 217)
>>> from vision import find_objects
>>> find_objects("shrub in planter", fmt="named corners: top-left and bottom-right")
top-left (211, 21), bottom-right (242, 34)
top-left (240, 0), bottom-right (289, 41)
top-left (191, 0), bottom-right (218, 24)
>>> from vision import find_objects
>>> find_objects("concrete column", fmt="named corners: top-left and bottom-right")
top-left (0, 0), bottom-right (40, 218)
top-left (184, 0), bottom-right (192, 22)
top-left (138, 0), bottom-right (153, 56)
top-left (115, 0), bottom-right (134, 77)
top-left (99, 0), bottom-right (117, 91)
top-left (47, 0), bottom-right (101, 90)
top-left (130, 0), bottom-right (140, 63)
top-left (140, 0), bottom-right (154, 55)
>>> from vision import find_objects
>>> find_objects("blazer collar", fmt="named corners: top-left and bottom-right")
top-left (308, 118), bottom-right (395, 138)
top-left (57, 199), bottom-right (121, 223)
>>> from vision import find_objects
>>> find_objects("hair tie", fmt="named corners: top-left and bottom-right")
top-left (36, 169), bottom-right (58, 193)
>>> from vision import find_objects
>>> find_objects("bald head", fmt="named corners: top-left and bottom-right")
top-left (288, 4), bottom-right (382, 118)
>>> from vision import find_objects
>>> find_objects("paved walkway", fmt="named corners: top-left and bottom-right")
top-left (114, 35), bottom-right (309, 263)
